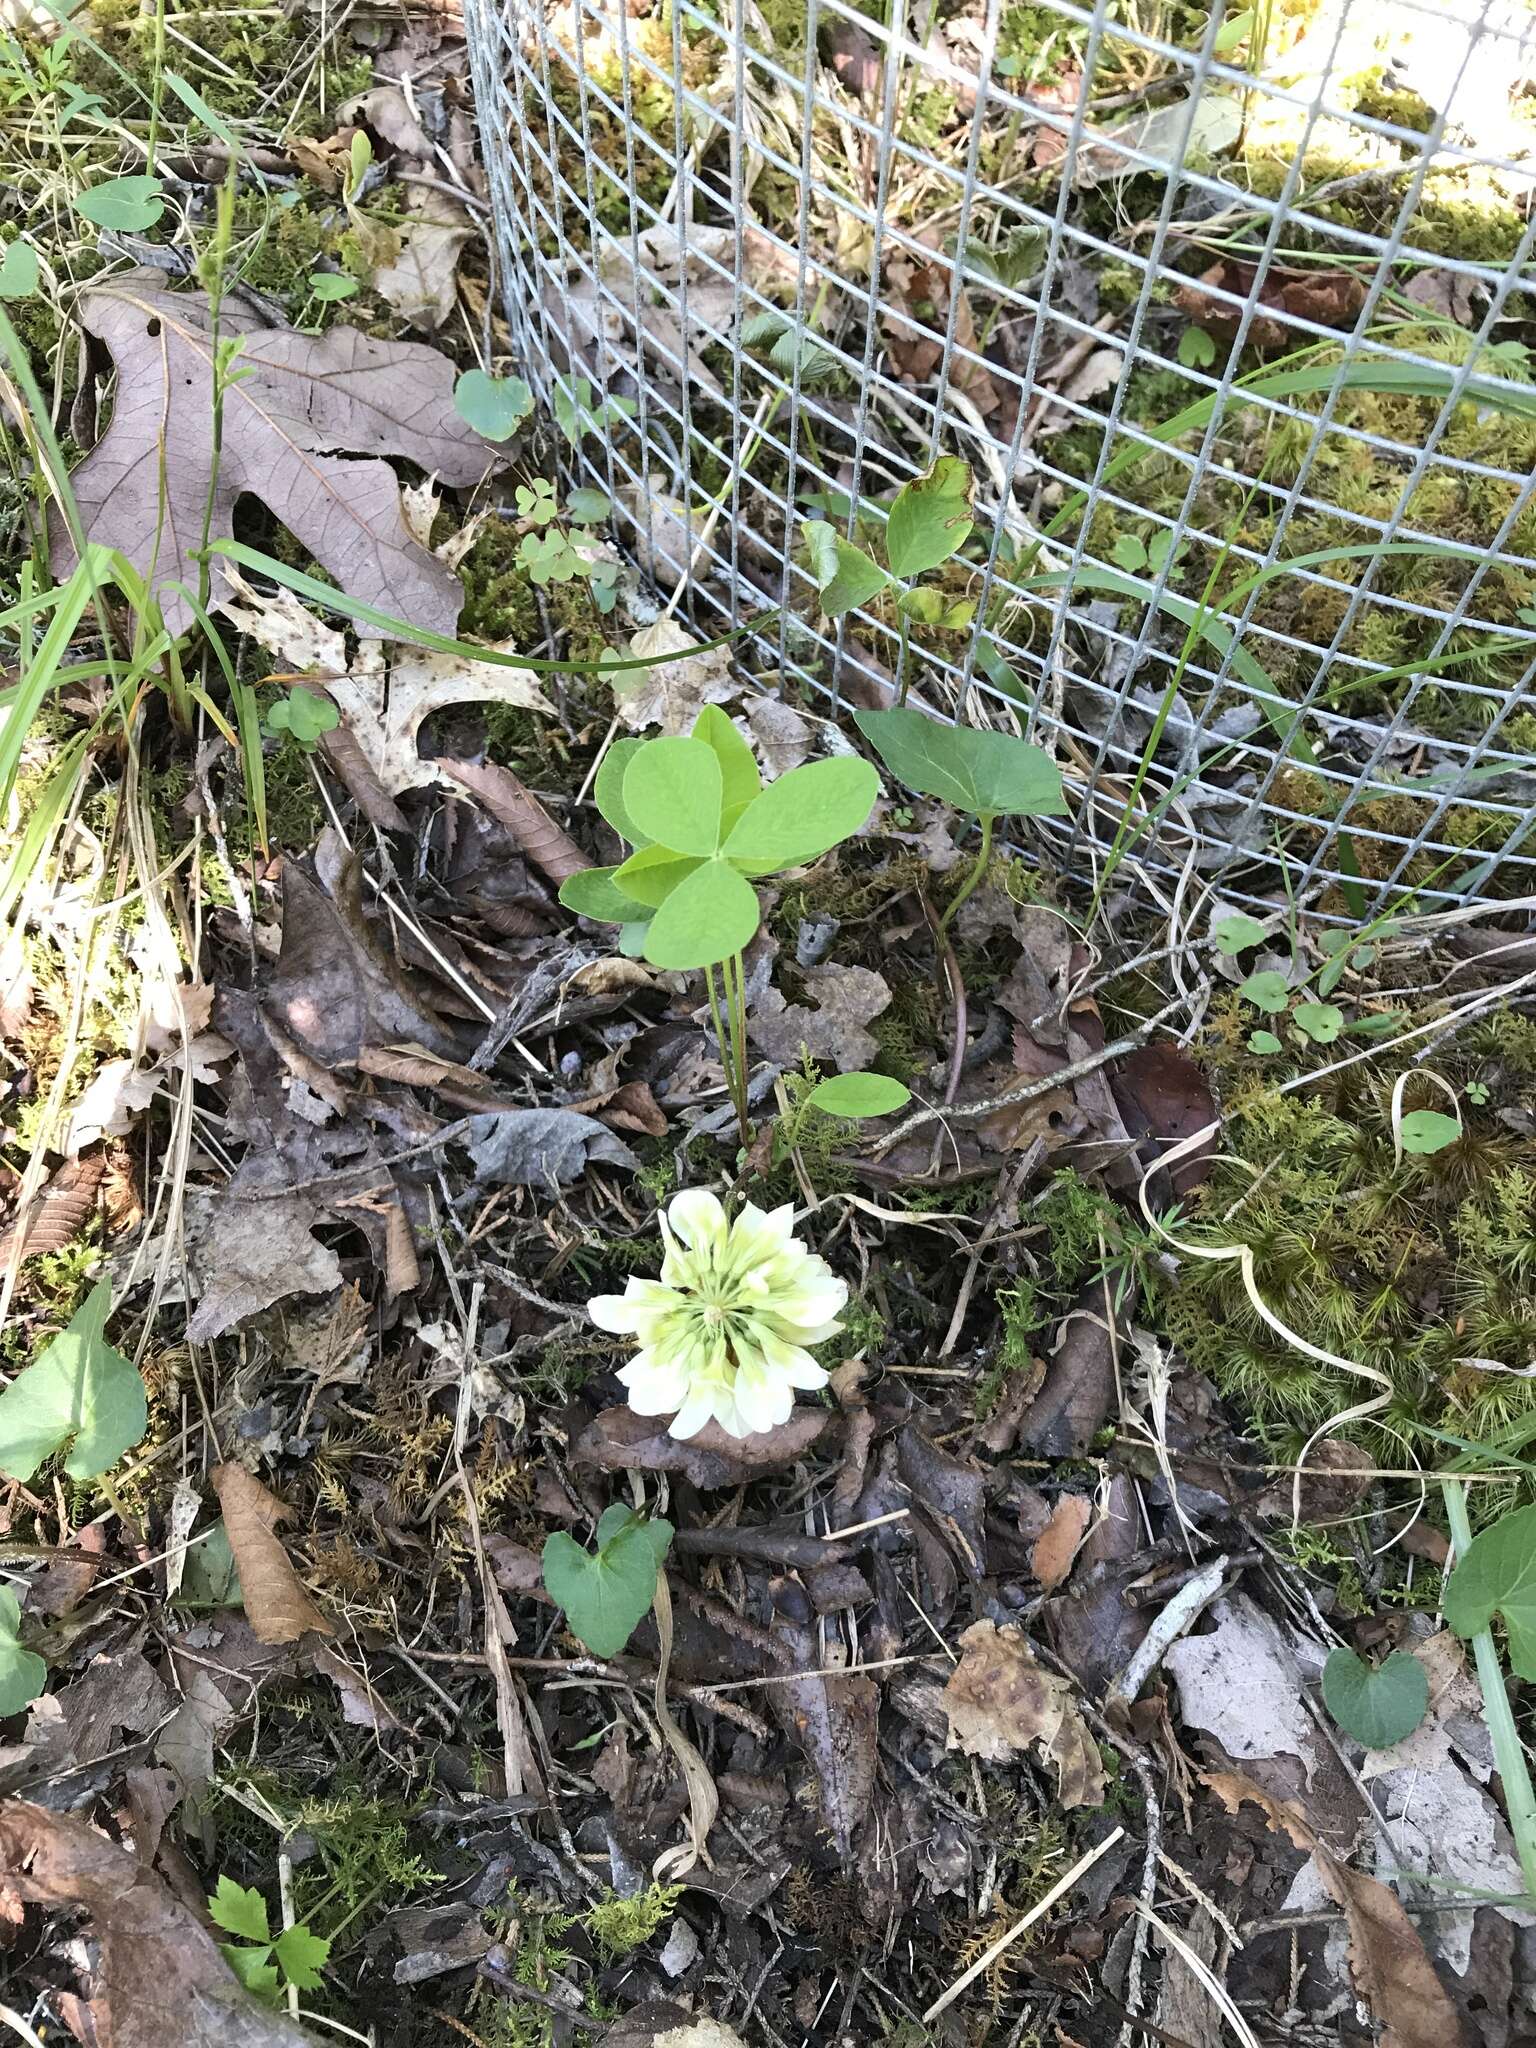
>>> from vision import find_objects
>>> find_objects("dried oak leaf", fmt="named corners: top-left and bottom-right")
top-left (54, 268), bottom-right (502, 637)
top-left (574, 1406), bottom-right (830, 1487)
top-left (943, 1620), bottom-right (1105, 1809)
top-left (1204, 1771), bottom-right (1463, 2048)
top-left (212, 1464), bottom-right (332, 1645)
top-left (748, 964), bottom-right (892, 1074)
top-left (0, 1801), bottom-right (317, 2048)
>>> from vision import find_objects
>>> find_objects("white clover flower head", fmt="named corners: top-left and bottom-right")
top-left (588, 1190), bottom-right (846, 1440)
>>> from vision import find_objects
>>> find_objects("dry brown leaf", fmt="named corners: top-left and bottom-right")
top-left (372, 186), bottom-right (473, 330)
top-left (574, 1406), bottom-right (830, 1487)
top-left (441, 756), bottom-right (591, 887)
top-left (1017, 1290), bottom-right (1118, 1457)
top-left (1174, 259), bottom-right (1367, 356)
top-left (1204, 1771), bottom-right (1463, 2048)
top-left (768, 1607), bottom-right (878, 1863)
top-left (568, 1078), bottom-right (669, 1137)
top-left (943, 1620), bottom-right (1104, 1808)
top-left (748, 963), bottom-right (892, 1073)
top-left (0, 1801), bottom-right (316, 2048)
top-left (0, 931), bottom-right (32, 1037)
top-left (0, 1153), bottom-right (107, 1268)
top-left (212, 1464), bottom-right (332, 1644)
top-left (1030, 1493), bottom-right (1095, 1591)
top-left (615, 616), bottom-right (738, 734)
top-left (55, 270), bottom-right (503, 637)
top-left (219, 573), bottom-right (553, 795)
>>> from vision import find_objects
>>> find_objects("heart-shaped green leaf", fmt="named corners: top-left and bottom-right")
top-left (1399, 1108), bottom-right (1461, 1155)
top-left (642, 858), bottom-right (760, 969)
top-left (693, 704), bottom-right (761, 814)
top-left (854, 708), bottom-right (1064, 820)
top-left (453, 369), bottom-right (533, 441)
top-left (1443, 1502), bottom-right (1536, 1678)
top-left (724, 756), bottom-right (879, 874)
top-left (559, 867), bottom-right (651, 923)
top-left (623, 736), bottom-right (723, 857)
top-left (0, 1282), bottom-right (147, 1483)
top-left (542, 1507), bottom-right (674, 1659)
top-left (807, 1072), bottom-right (911, 1117)
top-left (594, 737), bottom-right (648, 846)
top-left (1321, 1646), bottom-right (1428, 1748)
top-left (1212, 913), bottom-right (1266, 954)
top-left (75, 175), bottom-right (165, 230)
top-left (885, 456), bottom-right (974, 578)
top-left (613, 844), bottom-right (705, 908)
top-left (0, 242), bottom-right (38, 300)
top-left (1239, 970), bottom-right (1291, 1014)
top-left (0, 1586), bottom-right (45, 1716)
top-left (801, 519), bottom-right (890, 615)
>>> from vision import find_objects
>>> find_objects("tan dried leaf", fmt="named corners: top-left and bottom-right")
top-left (1030, 1493), bottom-right (1094, 1591)
top-left (372, 187), bottom-right (473, 331)
top-left (616, 615), bottom-right (738, 734)
top-left (440, 756), bottom-right (590, 886)
top-left (944, 1620), bottom-right (1105, 1809)
top-left (55, 270), bottom-right (503, 637)
top-left (748, 963), bottom-right (892, 1074)
top-left (211, 1464), bottom-right (333, 1644)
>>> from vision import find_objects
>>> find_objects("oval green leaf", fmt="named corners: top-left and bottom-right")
top-left (854, 707), bottom-right (1064, 820)
top-left (1321, 1646), bottom-right (1428, 1749)
top-left (594, 737), bottom-right (648, 846)
top-left (885, 456), bottom-right (975, 579)
top-left (75, 175), bottom-right (165, 230)
top-left (0, 242), bottom-right (38, 300)
top-left (613, 843), bottom-right (704, 909)
top-left (807, 1072), bottom-right (911, 1118)
top-left (559, 867), bottom-right (650, 924)
top-left (724, 756), bottom-right (879, 874)
top-left (801, 519), bottom-right (891, 615)
top-left (692, 703), bottom-right (761, 813)
top-left (1443, 1503), bottom-right (1536, 1678)
top-left (642, 858), bottom-right (761, 970)
top-left (1238, 970), bottom-right (1291, 1014)
top-left (1399, 1108), bottom-right (1461, 1155)
top-left (453, 368), bottom-right (534, 442)
top-left (623, 736), bottom-right (723, 857)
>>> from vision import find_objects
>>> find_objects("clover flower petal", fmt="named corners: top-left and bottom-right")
top-left (589, 1189), bottom-right (845, 1439)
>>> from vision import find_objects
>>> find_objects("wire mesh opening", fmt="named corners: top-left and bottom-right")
top-left (464, 0), bottom-right (1536, 912)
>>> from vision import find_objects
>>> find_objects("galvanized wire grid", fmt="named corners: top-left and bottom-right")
top-left (464, 0), bottom-right (1536, 910)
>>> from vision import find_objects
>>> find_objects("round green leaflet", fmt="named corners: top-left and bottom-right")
top-left (723, 756), bottom-right (880, 874)
top-left (453, 369), bottom-right (534, 442)
top-left (1321, 1646), bottom-right (1428, 1749)
top-left (559, 867), bottom-right (650, 923)
top-left (622, 736), bottom-right (723, 857)
top-left (642, 859), bottom-right (760, 970)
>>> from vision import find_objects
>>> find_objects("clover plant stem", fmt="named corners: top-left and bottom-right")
top-left (937, 812), bottom-right (993, 936)
top-left (895, 611), bottom-right (912, 707)
top-left (726, 950), bottom-right (751, 1145)
top-left (705, 960), bottom-right (750, 1151)
top-left (1443, 1478), bottom-right (1536, 1906)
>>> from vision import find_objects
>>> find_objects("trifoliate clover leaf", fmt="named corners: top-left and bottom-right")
top-left (542, 1508), bottom-right (674, 1659)
top-left (1321, 1646), bottom-right (1428, 1749)
top-left (0, 1281), bottom-right (147, 1483)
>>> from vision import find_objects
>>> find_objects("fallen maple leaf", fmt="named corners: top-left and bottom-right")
top-left (54, 269), bottom-right (503, 638)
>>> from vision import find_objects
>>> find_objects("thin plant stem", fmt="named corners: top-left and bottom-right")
top-left (704, 962), bottom-right (749, 1150)
top-left (938, 812), bottom-right (994, 935)
top-left (725, 950), bottom-right (751, 1148)
top-left (895, 609), bottom-right (912, 707)
top-left (1442, 1479), bottom-right (1536, 1906)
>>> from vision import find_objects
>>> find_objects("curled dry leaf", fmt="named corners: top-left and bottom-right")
top-left (1110, 1042), bottom-right (1218, 1194)
top-left (1205, 1770), bottom-right (1463, 2048)
top-left (1017, 1288), bottom-right (1119, 1457)
top-left (1174, 258), bottom-right (1367, 356)
top-left (439, 757), bottom-right (590, 887)
top-left (211, 1464), bottom-right (333, 1645)
top-left (0, 1801), bottom-right (317, 2048)
top-left (372, 186), bottom-right (474, 331)
top-left (768, 1605), bottom-right (878, 1864)
top-left (1030, 1492), bottom-right (1095, 1591)
top-left (573, 1406), bottom-right (831, 1488)
top-left (943, 1620), bottom-right (1105, 1809)
top-left (56, 270), bottom-right (503, 636)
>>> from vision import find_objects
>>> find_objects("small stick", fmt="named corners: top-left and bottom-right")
top-left (823, 1507), bottom-right (909, 1541)
top-left (922, 1826), bottom-right (1126, 2022)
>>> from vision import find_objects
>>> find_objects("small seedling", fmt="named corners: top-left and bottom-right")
top-left (1317, 919), bottom-right (1401, 998)
top-left (952, 222), bottom-right (1045, 295)
top-left (1238, 969), bottom-right (1290, 1014)
top-left (553, 376), bottom-right (636, 447)
top-left (1108, 528), bottom-right (1183, 576)
top-left (75, 174), bottom-right (165, 230)
top-left (851, 704), bottom-right (1066, 933)
top-left (802, 456), bottom-right (979, 697)
top-left (1212, 912), bottom-right (1267, 955)
top-left (1398, 1108), bottom-right (1461, 1156)
top-left (265, 690), bottom-right (339, 752)
top-left (209, 1877), bottom-right (331, 2002)
top-left (1466, 1079), bottom-right (1490, 1106)
top-left (306, 272), bottom-right (358, 304)
top-left (0, 1281), bottom-right (147, 1484)
top-left (454, 368), bottom-right (534, 442)
top-left (1177, 325), bottom-right (1217, 370)
top-left (741, 310), bottom-right (841, 390)
top-left (542, 1505), bottom-right (674, 1659)
top-left (516, 478), bottom-right (560, 525)
top-left (1321, 1646), bottom-right (1428, 1749)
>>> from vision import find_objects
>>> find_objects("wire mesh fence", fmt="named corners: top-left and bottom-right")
top-left (464, 0), bottom-right (1536, 912)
